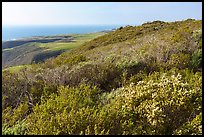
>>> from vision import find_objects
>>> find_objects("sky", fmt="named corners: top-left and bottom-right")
top-left (2, 2), bottom-right (202, 26)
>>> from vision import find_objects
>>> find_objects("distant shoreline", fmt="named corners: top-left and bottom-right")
top-left (2, 25), bottom-right (121, 42)
top-left (2, 30), bottom-right (112, 43)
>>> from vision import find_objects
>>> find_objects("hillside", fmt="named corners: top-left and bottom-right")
top-left (2, 32), bottom-right (106, 68)
top-left (2, 19), bottom-right (202, 135)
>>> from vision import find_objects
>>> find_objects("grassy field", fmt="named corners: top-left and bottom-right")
top-left (2, 32), bottom-right (106, 68)
top-left (38, 32), bottom-right (106, 51)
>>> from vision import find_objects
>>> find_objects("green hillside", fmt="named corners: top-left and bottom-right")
top-left (2, 19), bottom-right (202, 135)
top-left (2, 32), bottom-right (106, 68)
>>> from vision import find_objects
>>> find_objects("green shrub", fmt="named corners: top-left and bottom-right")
top-left (62, 54), bottom-right (87, 65)
top-left (2, 103), bottom-right (29, 131)
top-left (99, 70), bottom-right (202, 135)
top-left (167, 53), bottom-right (190, 69)
top-left (2, 120), bottom-right (28, 135)
top-left (190, 48), bottom-right (202, 70)
top-left (26, 84), bottom-right (101, 135)
top-left (173, 112), bottom-right (202, 135)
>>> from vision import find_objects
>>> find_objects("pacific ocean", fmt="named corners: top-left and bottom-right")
top-left (2, 25), bottom-right (122, 41)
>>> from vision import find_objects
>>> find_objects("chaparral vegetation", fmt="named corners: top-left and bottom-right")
top-left (2, 19), bottom-right (202, 135)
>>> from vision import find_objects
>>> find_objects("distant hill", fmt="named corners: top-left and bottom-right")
top-left (2, 35), bottom-right (72, 49)
top-left (2, 32), bottom-right (106, 68)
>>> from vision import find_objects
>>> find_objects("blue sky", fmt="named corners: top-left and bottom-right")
top-left (2, 2), bottom-right (202, 26)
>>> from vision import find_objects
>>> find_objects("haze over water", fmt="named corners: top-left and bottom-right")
top-left (2, 25), bottom-right (121, 41)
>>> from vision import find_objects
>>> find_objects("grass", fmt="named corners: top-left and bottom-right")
top-left (2, 32), bottom-right (106, 68)
top-left (38, 42), bottom-right (80, 51)
top-left (71, 32), bottom-right (106, 41)
top-left (38, 32), bottom-right (106, 51)
top-left (3, 64), bottom-right (31, 73)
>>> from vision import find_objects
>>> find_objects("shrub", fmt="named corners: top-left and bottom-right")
top-left (62, 54), bottom-right (87, 65)
top-left (173, 112), bottom-right (202, 135)
top-left (3, 103), bottom-right (29, 127)
top-left (190, 48), bottom-right (202, 70)
top-left (167, 53), bottom-right (190, 69)
top-left (2, 120), bottom-right (28, 135)
top-left (99, 70), bottom-right (202, 135)
top-left (26, 84), bottom-right (101, 135)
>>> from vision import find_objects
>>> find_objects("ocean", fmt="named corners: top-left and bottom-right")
top-left (2, 25), bottom-right (122, 41)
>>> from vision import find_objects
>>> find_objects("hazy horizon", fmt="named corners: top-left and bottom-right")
top-left (2, 25), bottom-right (122, 41)
top-left (2, 24), bottom-right (127, 27)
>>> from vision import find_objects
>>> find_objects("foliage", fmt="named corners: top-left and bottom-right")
top-left (2, 19), bottom-right (202, 135)
top-left (2, 120), bottom-right (28, 135)
top-left (173, 112), bottom-right (202, 135)
top-left (20, 70), bottom-right (202, 135)
top-left (167, 53), bottom-right (190, 69)
top-left (190, 48), bottom-right (202, 70)
top-left (3, 103), bottom-right (29, 127)
top-left (25, 84), bottom-right (100, 134)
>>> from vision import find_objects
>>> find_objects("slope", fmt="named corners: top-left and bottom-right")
top-left (2, 32), bottom-right (106, 68)
top-left (2, 19), bottom-right (202, 135)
